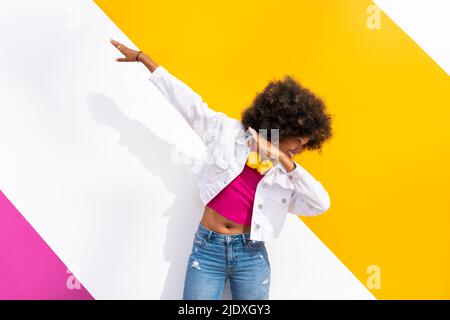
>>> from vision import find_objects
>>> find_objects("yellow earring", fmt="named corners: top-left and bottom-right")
top-left (257, 158), bottom-right (273, 175)
top-left (246, 151), bottom-right (260, 169)
top-left (246, 151), bottom-right (273, 174)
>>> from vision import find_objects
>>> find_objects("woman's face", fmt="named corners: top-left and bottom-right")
top-left (278, 136), bottom-right (310, 158)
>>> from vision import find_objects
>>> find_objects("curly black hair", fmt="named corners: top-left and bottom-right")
top-left (241, 74), bottom-right (334, 153)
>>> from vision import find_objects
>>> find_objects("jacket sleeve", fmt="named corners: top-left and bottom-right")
top-left (148, 65), bottom-right (227, 145)
top-left (287, 160), bottom-right (331, 216)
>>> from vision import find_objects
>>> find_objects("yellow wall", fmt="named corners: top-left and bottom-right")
top-left (95, 0), bottom-right (450, 299)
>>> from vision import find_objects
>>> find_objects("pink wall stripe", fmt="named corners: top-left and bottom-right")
top-left (0, 191), bottom-right (94, 300)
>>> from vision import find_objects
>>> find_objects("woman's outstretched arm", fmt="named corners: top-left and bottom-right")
top-left (110, 38), bottom-right (228, 145)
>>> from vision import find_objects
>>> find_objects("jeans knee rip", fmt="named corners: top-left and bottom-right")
top-left (191, 260), bottom-right (201, 270)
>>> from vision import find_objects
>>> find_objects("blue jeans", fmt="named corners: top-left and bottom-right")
top-left (182, 223), bottom-right (271, 300)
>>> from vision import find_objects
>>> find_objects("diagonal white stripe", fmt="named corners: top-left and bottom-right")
top-left (374, 0), bottom-right (450, 75)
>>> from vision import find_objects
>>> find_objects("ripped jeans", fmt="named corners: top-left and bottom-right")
top-left (182, 223), bottom-right (271, 300)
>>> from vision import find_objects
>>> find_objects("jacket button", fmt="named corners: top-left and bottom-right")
top-left (257, 204), bottom-right (263, 209)
top-left (288, 175), bottom-right (293, 180)
top-left (282, 198), bottom-right (286, 203)
top-left (255, 223), bottom-right (260, 229)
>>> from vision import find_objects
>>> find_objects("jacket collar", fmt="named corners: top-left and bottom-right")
top-left (275, 159), bottom-right (288, 174)
top-left (275, 157), bottom-right (299, 174)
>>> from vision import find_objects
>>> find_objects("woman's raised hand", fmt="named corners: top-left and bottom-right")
top-left (110, 38), bottom-right (159, 73)
top-left (110, 38), bottom-right (141, 62)
top-left (248, 127), bottom-right (281, 161)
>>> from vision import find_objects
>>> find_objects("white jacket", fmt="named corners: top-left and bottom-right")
top-left (148, 65), bottom-right (330, 241)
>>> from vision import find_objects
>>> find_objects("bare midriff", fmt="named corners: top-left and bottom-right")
top-left (200, 205), bottom-right (251, 234)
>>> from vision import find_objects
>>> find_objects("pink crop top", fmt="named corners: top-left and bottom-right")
top-left (206, 163), bottom-right (264, 226)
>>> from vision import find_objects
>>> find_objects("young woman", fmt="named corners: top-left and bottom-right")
top-left (110, 39), bottom-right (333, 300)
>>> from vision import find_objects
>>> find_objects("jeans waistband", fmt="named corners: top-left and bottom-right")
top-left (197, 223), bottom-right (252, 245)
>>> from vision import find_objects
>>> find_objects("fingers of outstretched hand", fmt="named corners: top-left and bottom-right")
top-left (110, 38), bottom-right (128, 62)
top-left (110, 38), bottom-right (125, 51)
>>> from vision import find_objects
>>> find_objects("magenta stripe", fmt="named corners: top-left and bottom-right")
top-left (0, 191), bottom-right (94, 300)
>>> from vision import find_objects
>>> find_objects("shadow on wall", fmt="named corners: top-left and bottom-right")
top-left (86, 92), bottom-right (233, 300)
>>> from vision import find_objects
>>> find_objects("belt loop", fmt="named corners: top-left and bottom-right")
top-left (242, 234), bottom-right (246, 245)
top-left (207, 230), bottom-right (212, 243)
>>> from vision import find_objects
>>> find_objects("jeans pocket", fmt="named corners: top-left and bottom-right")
top-left (246, 240), bottom-right (265, 250)
top-left (193, 232), bottom-right (207, 248)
